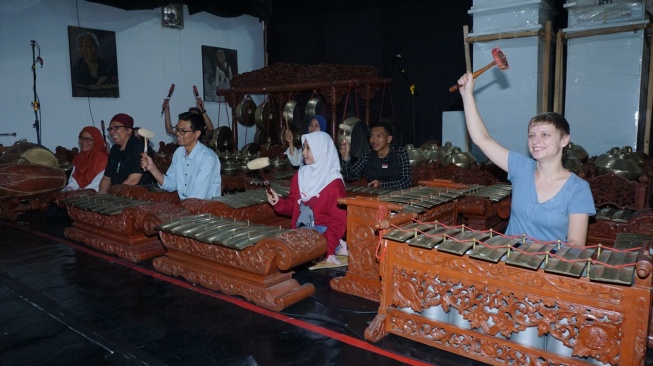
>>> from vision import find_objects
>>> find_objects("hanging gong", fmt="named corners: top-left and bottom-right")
top-left (338, 116), bottom-right (369, 160)
top-left (254, 128), bottom-right (268, 146)
top-left (236, 95), bottom-right (256, 127)
top-left (254, 99), bottom-right (274, 132)
top-left (305, 96), bottom-right (328, 124)
top-left (211, 126), bottom-right (234, 153)
top-left (283, 100), bottom-right (305, 130)
top-left (280, 125), bottom-right (301, 149)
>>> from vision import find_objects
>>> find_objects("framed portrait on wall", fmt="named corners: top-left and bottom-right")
top-left (67, 26), bottom-right (119, 98)
top-left (201, 46), bottom-right (237, 102)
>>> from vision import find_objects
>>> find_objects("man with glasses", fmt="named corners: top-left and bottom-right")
top-left (98, 113), bottom-right (154, 194)
top-left (140, 112), bottom-right (221, 199)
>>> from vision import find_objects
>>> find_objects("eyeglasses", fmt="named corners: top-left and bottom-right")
top-left (173, 126), bottom-right (194, 135)
top-left (78, 136), bottom-right (94, 143)
top-left (106, 125), bottom-right (126, 132)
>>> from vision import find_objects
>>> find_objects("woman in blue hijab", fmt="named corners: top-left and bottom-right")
top-left (284, 115), bottom-right (327, 167)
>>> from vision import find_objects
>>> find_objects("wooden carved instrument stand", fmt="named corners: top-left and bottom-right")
top-left (153, 218), bottom-right (326, 311)
top-left (357, 198), bottom-right (653, 366)
top-left (331, 194), bottom-right (458, 302)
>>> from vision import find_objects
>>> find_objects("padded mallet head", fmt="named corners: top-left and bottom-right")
top-left (247, 157), bottom-right (271, 170)
top-left (491, 48), bottom-right (509, 71)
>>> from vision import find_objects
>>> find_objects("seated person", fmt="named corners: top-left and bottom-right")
top-left (162, 97), bottom-right (214, 137)
top-left (267, 131), bottom-right (347, 264)
top-left (456, 72), bottom-right (595, 246)
top-left (140, 112), bottom-right (221, 199)
top-left (339, 120), bottom-right (412, 189)
top-left (98, 113), bottom-right (155, 194)
top-left (284, 115), bottom-right (327, 167)
top-left (63, 126), bottom-right (108, 192)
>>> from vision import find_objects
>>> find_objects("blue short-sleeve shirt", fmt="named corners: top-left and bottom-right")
top-left (506, 151), bottom-right (595, 242)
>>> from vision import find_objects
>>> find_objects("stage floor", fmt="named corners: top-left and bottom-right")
top-left (1, 212), bottom-right (652, 366)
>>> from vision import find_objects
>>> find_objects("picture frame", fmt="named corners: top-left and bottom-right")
top-left (201, 46), bottom-right (237, 102)
top-left (67, 26), bottom-right (119, 98)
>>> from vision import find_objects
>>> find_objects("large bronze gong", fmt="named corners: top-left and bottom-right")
top-left (211, 126), bottom-right (234, 152)
top-left (236, 95), bottom-right (257, 127)
top-left (283, 99), bottom-right (305, 130)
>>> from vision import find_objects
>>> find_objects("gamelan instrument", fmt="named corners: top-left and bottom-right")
top-left (176, 186), bottom-right (292, 228)
top-left (0, 163), bottom-right (66, 220)
top-left (152, 213), bottom-right (327, 311)
top-left (331, 186), bottom-right (464, 302)
top-left (361, 198), bottom-right (652, 366)
top-left (0, 141), bottom-right (58, 167)
top-left (62, 193), bottom-right (182, 263)
top-left (449, 47), bottom-right (509, 93)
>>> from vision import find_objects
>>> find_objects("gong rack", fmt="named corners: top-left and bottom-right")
top-left (217, 63), bottom-right (393, 148)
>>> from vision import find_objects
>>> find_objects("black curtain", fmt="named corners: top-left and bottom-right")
top-left (267, 0), bottom-right (473, 146)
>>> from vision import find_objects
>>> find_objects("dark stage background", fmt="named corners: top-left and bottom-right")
top-left (266, 0), bottom-right (568, 147)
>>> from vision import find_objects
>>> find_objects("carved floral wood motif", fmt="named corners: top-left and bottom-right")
top-left (331, 197), bottom-right (457, 302)
top-left (352, 197), bottom-right (653, 366)
top-left (153, 228), bottom-right (326, 311)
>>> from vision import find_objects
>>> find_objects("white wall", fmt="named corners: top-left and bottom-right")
top-left (0, 0), bottom-right (264, 152)
top-left (471, 37), bottom-right (546, 161)
top-left (564, 29), bottom-right (646, 156)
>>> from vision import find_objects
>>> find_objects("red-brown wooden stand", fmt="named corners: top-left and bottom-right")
top-left (61, 185), bottom-right (181, 263)
top-left (358, 202), bottom-right (652, 365)
top-left (330, 196), bottom-right (458, 302)
top-left (153, 228), bottom-right (326, 311)
top-left (64, 201), bottom-right (176, 263)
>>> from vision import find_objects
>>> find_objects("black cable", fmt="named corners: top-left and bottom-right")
top-left (310, 295), bottom-right (378, 315)
top-left (75, 0), bottom-right (95, 127)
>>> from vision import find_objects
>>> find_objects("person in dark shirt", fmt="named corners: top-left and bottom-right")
top-left (339, 120), bottom-right (412, 189)
top-left (98, 113), bottom-right (154, 194)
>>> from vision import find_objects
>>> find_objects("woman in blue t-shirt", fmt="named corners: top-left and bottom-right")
top-left (455, 72), bottom-right (595, 246)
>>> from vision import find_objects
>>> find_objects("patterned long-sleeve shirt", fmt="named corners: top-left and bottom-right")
top-left (341, 146), bottom-right (412, 189)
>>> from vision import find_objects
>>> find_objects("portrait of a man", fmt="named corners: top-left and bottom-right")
top-left (68, 26), bottom-right (119, 98)
top-left (201, 46), bottom-right (237, 102)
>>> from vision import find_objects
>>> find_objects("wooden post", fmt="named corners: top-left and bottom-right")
top-left (463, 25), bottom-right (471, 73)
top-left (553, 29), bottom-right (565, 114)
top-left (644, 32), bottom-right (653, 155)
top-left (542, 20), bottom-right (552, 113)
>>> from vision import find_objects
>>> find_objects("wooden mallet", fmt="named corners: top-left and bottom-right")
top-left (138, 128), bottom-right (155, 154)
top-left (161, 83), bottom-right (175, 116)
top-left (449, 47), bottom-right (509, 92)
top-left (247, 157), bottom-right (272, 195)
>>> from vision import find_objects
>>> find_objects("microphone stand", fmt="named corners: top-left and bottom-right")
top-left (393, 57), bottom-right (417, 145)
top-left (31, 40), bottom-right (41, 145)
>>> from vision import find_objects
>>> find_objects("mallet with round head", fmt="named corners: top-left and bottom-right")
top-left (449, 48), bottom-right (509, 93)
top-left (247, 157), bottom-right (272, 195)
top-left (138, 128), bottom-right (155, 154)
